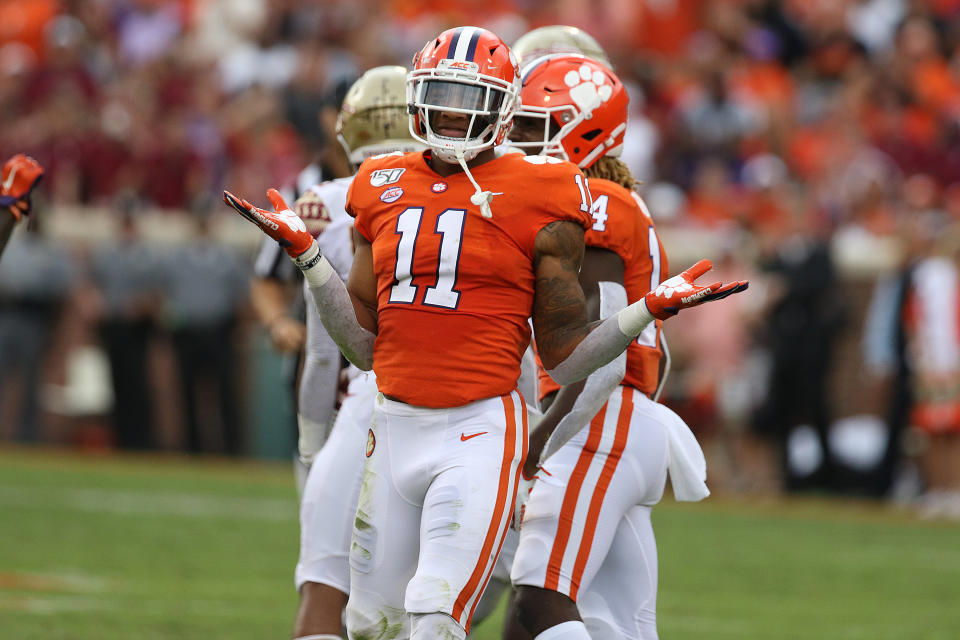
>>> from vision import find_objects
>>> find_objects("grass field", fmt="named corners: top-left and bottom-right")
top-left (1, 448), bottom-right (958, 639)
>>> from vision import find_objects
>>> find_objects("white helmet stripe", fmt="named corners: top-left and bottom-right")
top-left (453, 26), bottom-right (479, 61)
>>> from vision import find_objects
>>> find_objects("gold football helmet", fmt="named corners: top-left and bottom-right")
top-left (511, 25), bottom-right (610, 68)
top-left (336, 66), bottom-right (423, 165)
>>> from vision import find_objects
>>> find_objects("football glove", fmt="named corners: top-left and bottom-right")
top-left (643, 259), bottom-right (748, 320)
top-left (223, 188), bottom-right (314, 258)
top-left (1, 154), bottom-right (44, 221)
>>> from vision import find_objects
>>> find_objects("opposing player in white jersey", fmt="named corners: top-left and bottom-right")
top-left (506, 53), bottom-right (715, 640)
top-left (281, 66), bottom-right (424, 640)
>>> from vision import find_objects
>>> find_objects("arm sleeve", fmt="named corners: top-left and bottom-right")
top-left (540, 281), bottom-right (628, 463)
top-left (545, 295), bottom-right (654, 385)
top-left (295, 242), bottom-right (376, 370)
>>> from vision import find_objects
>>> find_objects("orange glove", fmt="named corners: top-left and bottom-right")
top-left (1, 154), bottom-right (44, 221)
top-left (644, 259), bottom-right (749, 320)
top-left (223, 188), bottom-right (314, 258)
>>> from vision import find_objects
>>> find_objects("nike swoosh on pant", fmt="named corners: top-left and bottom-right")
top-left (460, 431), bottom-right (487, 441)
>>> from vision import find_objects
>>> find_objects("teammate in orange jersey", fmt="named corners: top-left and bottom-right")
top-left (0, 154), bottom-right (43, 259)
top-left (506, 54), bottom-right (713, 640)
top-left (225, 26), bottom-right (746, 640)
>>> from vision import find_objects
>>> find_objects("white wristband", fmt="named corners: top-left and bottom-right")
top-left (616, 299), bottom-right (655, 337)
top-left (294, 242), bottom-right (334, 288)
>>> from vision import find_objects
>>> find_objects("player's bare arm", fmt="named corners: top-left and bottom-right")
top-left (531, 220), bottom-right (593, 368)
top-left (250, 277), bottom-right (305, 353)
top-left (346, 229), bottom-right (378, 334)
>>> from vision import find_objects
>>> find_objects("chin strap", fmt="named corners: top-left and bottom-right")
top-left (455, 148), bottom-right (498, 218)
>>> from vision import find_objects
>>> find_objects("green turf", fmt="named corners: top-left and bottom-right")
top-left (1, 448), bottom-right (957, 639)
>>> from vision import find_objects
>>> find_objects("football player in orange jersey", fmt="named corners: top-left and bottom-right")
top-left (225, 26), bottom-right (745, 640)
top-left (505, 54), bottom-right (714, 640)
top-left (0, 154), bottom-right (43, 259)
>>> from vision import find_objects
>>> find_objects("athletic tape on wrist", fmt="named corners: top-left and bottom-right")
top-left (295, 243), bottom-right (334, 288)
top-left (616, 299), bottom-right (654, 337)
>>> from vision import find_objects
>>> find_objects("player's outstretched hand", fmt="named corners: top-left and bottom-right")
top-left (644, 259), bottom-right (748, 320)
top-left (223, 188), bottom-right (314, 258)
top-left (1, 154), bottom-right (44, 221)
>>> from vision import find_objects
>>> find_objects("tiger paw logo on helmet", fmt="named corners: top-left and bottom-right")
top-left (564, 63), bottom-right (614, 117)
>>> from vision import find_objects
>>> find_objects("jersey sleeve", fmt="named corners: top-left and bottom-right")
top-left (344, 165), bottom-right (372, 242)
top-left (536, 158), bottom-right (594, 231)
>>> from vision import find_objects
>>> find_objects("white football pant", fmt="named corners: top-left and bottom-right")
top-left (512, 387), bottom-right (670, 639)
top-left (346, 391), bottom-right (527, 639)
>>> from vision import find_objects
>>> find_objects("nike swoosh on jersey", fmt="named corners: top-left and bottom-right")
top-left (460, 431), bottom-right (488, 442)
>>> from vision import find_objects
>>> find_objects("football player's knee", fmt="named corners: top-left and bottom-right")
top-left (350, 468), bottom-right (384, 574)
top-left (345, 599), bottom-right (406, 640)
top-left (410, 612), bottom-right (466, 640)
top-left (424, 483), bottom-right (463, 540)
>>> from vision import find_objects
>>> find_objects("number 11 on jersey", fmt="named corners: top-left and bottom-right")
top-left (389, 207), bottom-right (465, 309)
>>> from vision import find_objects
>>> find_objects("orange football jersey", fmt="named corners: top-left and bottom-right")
top-left (538, 178), bottom-right (668, 400)
top-left (347, 151), bottom-right (593, 408)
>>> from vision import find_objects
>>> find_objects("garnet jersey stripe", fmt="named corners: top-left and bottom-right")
top-left (347, 151), bottom-right (592, 408)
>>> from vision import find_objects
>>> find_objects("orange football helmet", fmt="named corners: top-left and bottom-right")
top-left (511, 54), bottom-right (628, 169)
top-left (408, 26), bottom-right (521, 163)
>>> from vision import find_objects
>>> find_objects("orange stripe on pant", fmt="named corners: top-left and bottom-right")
top-left (452, 392), bottom-right (520, 630)
top-left (569, 386), bottom-right (633, 600)
top-left (544, 402), bottom-right (609, 591)
top-left (468, 397), bottom-right (528, 625)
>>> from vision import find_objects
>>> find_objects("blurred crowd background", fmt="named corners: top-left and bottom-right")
top-left (4, 0), bottom-right (960, 516)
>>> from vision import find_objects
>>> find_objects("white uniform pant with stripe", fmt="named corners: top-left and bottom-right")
top-left (511, 387), bottom-right (670, 639)
top-left (345, 391), bottom-right (527, 639)
top-left (295, 372), bottom-right (378, 592)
